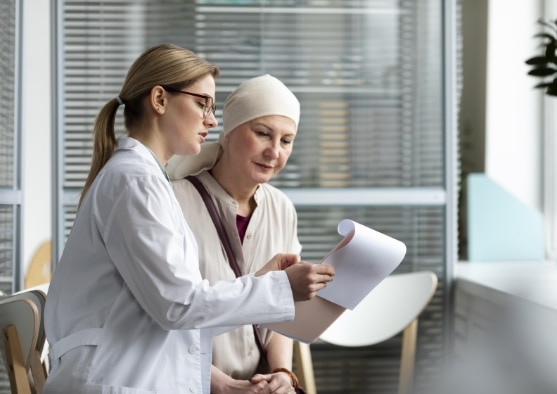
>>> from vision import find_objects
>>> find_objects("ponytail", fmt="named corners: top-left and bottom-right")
top-left (78, 98), bottom-right (121, 208)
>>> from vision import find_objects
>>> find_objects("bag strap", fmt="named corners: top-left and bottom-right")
top-left (186, 175), bottom-right (241, 277)
top-left (185, 175), bottom-right (268, 363)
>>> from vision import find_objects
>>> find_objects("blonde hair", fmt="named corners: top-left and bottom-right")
top-left (79, 44), bottom-right (219, 207)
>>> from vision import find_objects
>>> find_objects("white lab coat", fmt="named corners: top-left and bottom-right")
top-left (43, 137), bottom-right (295, 394)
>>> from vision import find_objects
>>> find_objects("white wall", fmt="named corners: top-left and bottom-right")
top-left (484, 0), bottom-right (543, 210)
top-left (21, 0), bottom-right (51, 274)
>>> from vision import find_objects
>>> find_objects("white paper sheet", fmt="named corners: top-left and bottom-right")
top-left (317, 219), bottom-right (407, 309)
top-left (261, 219), bottom-right (406, 343)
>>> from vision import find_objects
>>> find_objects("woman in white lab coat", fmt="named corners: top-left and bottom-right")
top-left (43, 44), bottom-right (335, 394)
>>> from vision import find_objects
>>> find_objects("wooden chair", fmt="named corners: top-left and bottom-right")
top-left (293, 341), bottom-right (317, 394)
top-left (0, 290), bottom-right (47, 394)
top-left (294, 271), bottom-right (438, 394)
top-left (24, 241), bottom-right (51, 289)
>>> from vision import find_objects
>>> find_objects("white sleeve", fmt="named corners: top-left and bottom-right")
top-left (102, 176), bottom-right (295, 330)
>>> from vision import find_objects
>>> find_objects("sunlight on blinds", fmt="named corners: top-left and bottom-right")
top-left (59, 0), bottom-right (444, 191)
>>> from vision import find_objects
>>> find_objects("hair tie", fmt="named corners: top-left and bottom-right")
top-left (116, 96), bottom-right (123, 105)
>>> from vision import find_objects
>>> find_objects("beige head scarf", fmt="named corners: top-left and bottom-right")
top-left (166, 74), bottom-right (300, 179)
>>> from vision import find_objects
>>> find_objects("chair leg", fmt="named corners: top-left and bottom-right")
top-left (293, 341), bottom-right (317, 394)
top-left (398, 319), bottom-right (418, 394)
top-left (3, 325), bottom-right (32, 394)
top-left (29, 349), bottom-right (46, 393)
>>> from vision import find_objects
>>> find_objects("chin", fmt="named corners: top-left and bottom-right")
top-left (191, 145), bottom-right (202, 155)
top-left (178, 144), bottom-right (201, 157)
top-left (252, 174), bottom-right (272, 184)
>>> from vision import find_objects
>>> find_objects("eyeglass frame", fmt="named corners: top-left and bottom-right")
top-left (163, 87), bottom-right (216, 118)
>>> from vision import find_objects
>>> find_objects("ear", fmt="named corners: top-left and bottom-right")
top-left (222, 131), bottom-right (232, 149)
top-left (149, 85), bottom-right (167, 115)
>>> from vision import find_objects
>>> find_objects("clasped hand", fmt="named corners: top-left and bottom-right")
top-left (250, 370), bottom-right (298, 394)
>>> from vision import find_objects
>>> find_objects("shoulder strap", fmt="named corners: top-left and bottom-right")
top-left (186, 175), bottom-right (242, 277)
top-left (185, 175), bottom-right (268, 365)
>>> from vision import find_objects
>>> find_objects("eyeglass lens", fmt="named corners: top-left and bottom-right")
top-left (204, 97), bottom-right (215, 117)
top-left (164, 87), bottom-right (215, 118)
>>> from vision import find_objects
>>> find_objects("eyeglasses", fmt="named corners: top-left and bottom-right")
top-left (164, 87), bottom-right (216, 118)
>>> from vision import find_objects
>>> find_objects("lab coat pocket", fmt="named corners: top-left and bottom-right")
top-left (87, 332), bottom-right (135, 389)
top-left (87, 322), bottom-right (168, 392)
top-left (87, 327), bottom-right (143, 389)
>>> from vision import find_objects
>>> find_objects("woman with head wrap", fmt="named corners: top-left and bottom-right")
top-left (167, 75), bottom-right (304, 394)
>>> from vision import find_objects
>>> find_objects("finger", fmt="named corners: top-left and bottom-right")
top-left (322, 272), bottom-right (335, 282)
top-left (311, 274), bottom-right (333, 287)
top-left (315, 263), bottom-right (335, 276)
top-left (280, 254), bottom-right (300, 269)
top-left (250, 373), bottom-right (272, 383)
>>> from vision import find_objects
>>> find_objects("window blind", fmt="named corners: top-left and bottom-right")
top-left (0, 0), bottom-right (20, 295)
top-left (55, 1), bottom-right (460, 392)
top-left (0, 3), bottom-right (17, 190)
top-left (0, 0), bottom-right (21, 392)
top-left (59, 1), bottom-right (444, 191)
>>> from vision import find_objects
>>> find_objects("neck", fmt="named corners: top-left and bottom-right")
top-left (131, 133), bottom-right (170, 182)
top-left (131, 132), bottom-right (169, 166)
top-left (211, 158), bottom-right (257, 215)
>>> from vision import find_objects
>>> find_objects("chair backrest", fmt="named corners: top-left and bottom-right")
top-left (319, 271), bottom-right (438, 347)
top-left (294, 271), bottom-right (438, 394)
top-left (0, 290), bottom-right (47, 394)
top-left (24, 241), bottom-right (51, 289)
top-left (14, 289), bottom-right (47, 357)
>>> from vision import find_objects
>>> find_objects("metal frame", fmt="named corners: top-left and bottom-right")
top-left (51, 0), bottom-right (64, 269)
top-left (0, 0), bottom-right (25, 293)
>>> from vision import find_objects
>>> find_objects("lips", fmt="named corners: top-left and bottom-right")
top-left (255, 162), bottom-right (274, 169)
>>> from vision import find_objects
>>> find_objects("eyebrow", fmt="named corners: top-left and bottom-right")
top-left (192, 92), bottom-right (214, 100)
top-left (253, 122), bottom-right (296, 137)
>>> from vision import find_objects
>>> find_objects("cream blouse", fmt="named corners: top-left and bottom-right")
top-left (172, 170), bottom-right (301, 379)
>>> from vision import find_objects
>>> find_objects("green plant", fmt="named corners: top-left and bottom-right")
top-left (526, 19), bottom-right (557, 96)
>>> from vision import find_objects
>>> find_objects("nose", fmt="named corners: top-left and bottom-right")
top-left (263, 140), bottom-right (280, 159)
top-left (204, 112), bottom-right (218, 129)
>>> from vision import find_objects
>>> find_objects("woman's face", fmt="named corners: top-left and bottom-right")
top-left (224, 115), bottom-right (297, 185)
top-left (163, 74), bottom-right (218, 157)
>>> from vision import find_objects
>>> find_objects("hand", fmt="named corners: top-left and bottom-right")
top-left (211, 375), bottom-right (270, 394)
top-left (251, 371), bottom-right (298, 394)
top-left (255, 254), bottom-right (300, 277)
top-left (220, 379), bottom-right (270, 394)
top-left (255, 253), bottom-right (335, 302)
top-left (211, 365), bottom-right (271, 394)
top-left (285, 261), bottom-right (335, 302)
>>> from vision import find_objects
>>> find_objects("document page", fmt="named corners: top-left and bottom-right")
top-left (262, 219), bottom-right (406, 343)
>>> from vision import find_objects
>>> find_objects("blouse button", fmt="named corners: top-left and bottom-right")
top-left (189, 345), bottom-right (198, 354)
top-left (246, 234), bottom-right (252, 240)
top-left (189, 387), bottom-right (198, 393)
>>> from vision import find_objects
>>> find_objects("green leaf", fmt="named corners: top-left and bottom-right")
top-left (546, 84), bottom-right (557, 96)
top-left (534, 81), bottom-right (553, 88)
top-left (528, 67), bottom-right (557, 77)
top-left (526, 56), bottom-right (551, 65)
top-left (545, 42), bottom-right (557, 59)
top-left (534, 32), bottom-right (557, 42)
